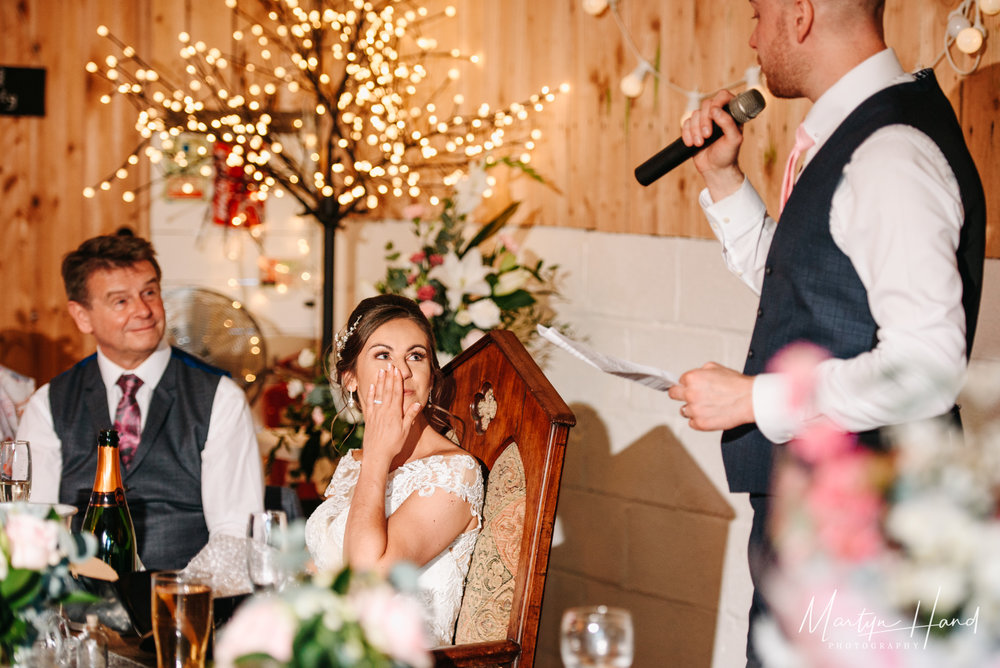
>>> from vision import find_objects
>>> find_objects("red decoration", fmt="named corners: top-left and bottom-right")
top-left (212, 141), bottom-right (265, 227)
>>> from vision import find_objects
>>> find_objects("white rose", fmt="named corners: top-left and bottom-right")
top-left (461, 329), bottom-right (485, 350)
top-left (6, 514), bottom-right (60, 570)
top-left (297, 348), bottom-right (317, 369)
top-left (287, 378), bottom-right (305, 399)
top-left (467, 298), bottom-right (501, 329)
top-left (454, 309), bottom-right (473, 326)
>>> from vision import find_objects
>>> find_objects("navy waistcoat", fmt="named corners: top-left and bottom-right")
top-left (49, 347), bottom-right (225, 570)
top-left (721, 70), bottom-right (986, 494)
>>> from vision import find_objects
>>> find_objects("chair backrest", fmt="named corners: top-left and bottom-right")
top-left (432, 330), bottom-right (575, 668)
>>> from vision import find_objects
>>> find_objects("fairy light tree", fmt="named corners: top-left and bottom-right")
top-left (85, 0), bottom-right (566, 351)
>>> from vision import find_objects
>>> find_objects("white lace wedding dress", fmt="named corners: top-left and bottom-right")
top-left (304, 451), bottom-right (484, 646)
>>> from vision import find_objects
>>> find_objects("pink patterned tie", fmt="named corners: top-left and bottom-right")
top-left (779, 124), bottom-right (815, 214)
top-left (115, 374), bottom-right (143, 470)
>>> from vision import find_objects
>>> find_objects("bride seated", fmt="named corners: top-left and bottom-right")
top-left (304, 294), bottom-right (484, 646)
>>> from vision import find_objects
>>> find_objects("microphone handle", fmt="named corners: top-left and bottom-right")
top-left (634, 123), bottom-right (725, 186)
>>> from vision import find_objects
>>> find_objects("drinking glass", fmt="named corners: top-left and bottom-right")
top-left (0, 439), bottom-right (32, 502)
top-left (246, 510), bottom-right (288, 592)
top-left (560, 605), bottom-right (634, 668)
top-left (151, 570), bottom-right (213, 668)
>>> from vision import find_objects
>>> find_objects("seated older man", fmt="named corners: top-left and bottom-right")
top-left (18, 231), bottom-right (263, 571)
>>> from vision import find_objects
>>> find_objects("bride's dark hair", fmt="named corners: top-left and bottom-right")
top-left (332, 294), bottom-right (451, 433)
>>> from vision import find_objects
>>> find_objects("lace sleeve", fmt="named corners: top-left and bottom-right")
top-left (389, 454), bottom-right (484, 527)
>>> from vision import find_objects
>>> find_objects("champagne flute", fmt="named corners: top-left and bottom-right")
top-left (246, 510), bottom-right (288, 592)
top-left (0, 439), bottom-right (31, 502)
top-left (560, 605), bottom-right (634, 668)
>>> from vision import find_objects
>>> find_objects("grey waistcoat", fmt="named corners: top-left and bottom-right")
top-left (49, 347), bottom-right (224, 570)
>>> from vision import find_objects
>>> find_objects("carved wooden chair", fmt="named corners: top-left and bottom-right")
top-left (432, 330), bottom-right (575, 668)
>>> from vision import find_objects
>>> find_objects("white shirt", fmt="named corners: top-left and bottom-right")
top-left (18, 339), bottom-right (264, 543)
top-left (699, 49), bottom-right (967, 443)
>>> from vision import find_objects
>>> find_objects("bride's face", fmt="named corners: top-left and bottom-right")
top-left (343, 317), bottom-right (433, 410)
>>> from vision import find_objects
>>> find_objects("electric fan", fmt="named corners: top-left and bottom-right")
top-left (162, 286), bottom-right (268, 403)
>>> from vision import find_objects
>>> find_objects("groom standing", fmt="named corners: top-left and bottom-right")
top-left (666, 1), bottom-right (985, 665)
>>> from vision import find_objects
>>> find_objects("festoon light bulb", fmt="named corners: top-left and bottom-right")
top-left (980, 0), bottom-right (1000, 16)
top-left (948, 12), bottom-right (985, 54)
top-left (582, 0), bottom-right (609, 16)
top-left (620, 62), bottom-right (651, 98)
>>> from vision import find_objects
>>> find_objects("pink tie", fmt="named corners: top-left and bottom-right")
top-left (779, 124), bottom-right (815, 213)
top-left (115, 374), bottom-right (143, 470)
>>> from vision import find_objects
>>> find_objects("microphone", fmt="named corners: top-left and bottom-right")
top-left (634, 89), bottom-right (766, 186)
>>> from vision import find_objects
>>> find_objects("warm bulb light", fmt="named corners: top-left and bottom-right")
top-left (620, 64), bottom-right (649, 98)
top-left (956, 25), bottom-right (985, 53)
top-left (982, 0), bottom-right (1000, 15)
top-left (582, 0), bottom-right (609, 15)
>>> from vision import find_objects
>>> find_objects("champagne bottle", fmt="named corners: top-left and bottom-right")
top-left (81, 429), bottom-right (138, 575)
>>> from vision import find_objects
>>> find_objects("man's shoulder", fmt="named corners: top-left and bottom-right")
top-left (168, 347), bottom-right (231, 379)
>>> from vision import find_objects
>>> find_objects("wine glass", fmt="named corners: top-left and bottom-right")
top-left (0, 439), bottom-right (32, 502)
top-left (246, 510), bottom-right (288, 592)
top-left (560, 605), bottom-right (634, 668)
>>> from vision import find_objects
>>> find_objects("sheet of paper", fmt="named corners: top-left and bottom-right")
top-left (536, 325), bottom-right (678, 391)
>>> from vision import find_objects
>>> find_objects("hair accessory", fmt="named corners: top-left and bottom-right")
top-left (335, 316), bottom-right (362, 356)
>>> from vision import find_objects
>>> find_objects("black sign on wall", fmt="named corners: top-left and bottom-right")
top-left (0, 66), bottom-right (46, 116)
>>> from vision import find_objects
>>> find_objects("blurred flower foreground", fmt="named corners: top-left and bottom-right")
top-left (0, 503), bottom-right (96, 664)
top-left (215, 565), bottom-right (432, 668)
top-left (758, 344), bottom-right (1000, 668)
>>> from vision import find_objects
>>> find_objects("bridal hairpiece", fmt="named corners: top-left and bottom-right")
top-left (335, 316), bottom-right (362, 356)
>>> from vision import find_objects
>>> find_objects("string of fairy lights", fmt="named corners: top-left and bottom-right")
top-left (584, 0), bottom-right (999, 124)
top-left (84, 0), bottom-right (569, 219)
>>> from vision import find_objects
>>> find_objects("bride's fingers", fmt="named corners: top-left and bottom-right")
top-left (401, 398), bottom-right (422, 432)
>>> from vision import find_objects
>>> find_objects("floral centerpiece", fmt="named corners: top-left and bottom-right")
top-left (215, 565), bottom-right (431, 668)
top-left (0, 504), bottom-right (96, 663)
top-left (265, 161), bottom-right (564, 497)
top-left (756, 344), bottom-right (1000, 668)
top-left (373, 159), bottom-right (562, 361)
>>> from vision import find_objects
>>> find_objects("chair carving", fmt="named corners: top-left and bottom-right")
top-left (433, 330), bottom-right (575, 668)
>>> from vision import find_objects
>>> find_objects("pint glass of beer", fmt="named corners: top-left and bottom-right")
top-left (151, 571), bottom-right (213, 668)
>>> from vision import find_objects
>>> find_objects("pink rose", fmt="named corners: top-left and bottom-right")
top-left (407, 272), bottom-right (420, 285)
top-left (806, 453), bottom-right (886, 561)
top-left (428, 254), bottom-right (444, 267)
top-left (789, 419), bottom-right (854, 464)
top-left (5, 514), bottom-right (60, 570)
top-left (767, 341), bottom-right (830, 415)
top-left (410, 251), bottom-right (427, 264)
top-left (354, 586), bottom-right (432, 668)
top-left (416, 284), bottom-right (436, 301)
top-left (214, 597), bottom-right (296, 667)
top-left (419, 300), bottom-right (444, 319)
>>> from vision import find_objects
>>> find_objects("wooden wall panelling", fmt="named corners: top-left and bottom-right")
top-left (2, 0), bottom-right (997, 386)
top-left (0, 0), bottom-right (152, 384)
